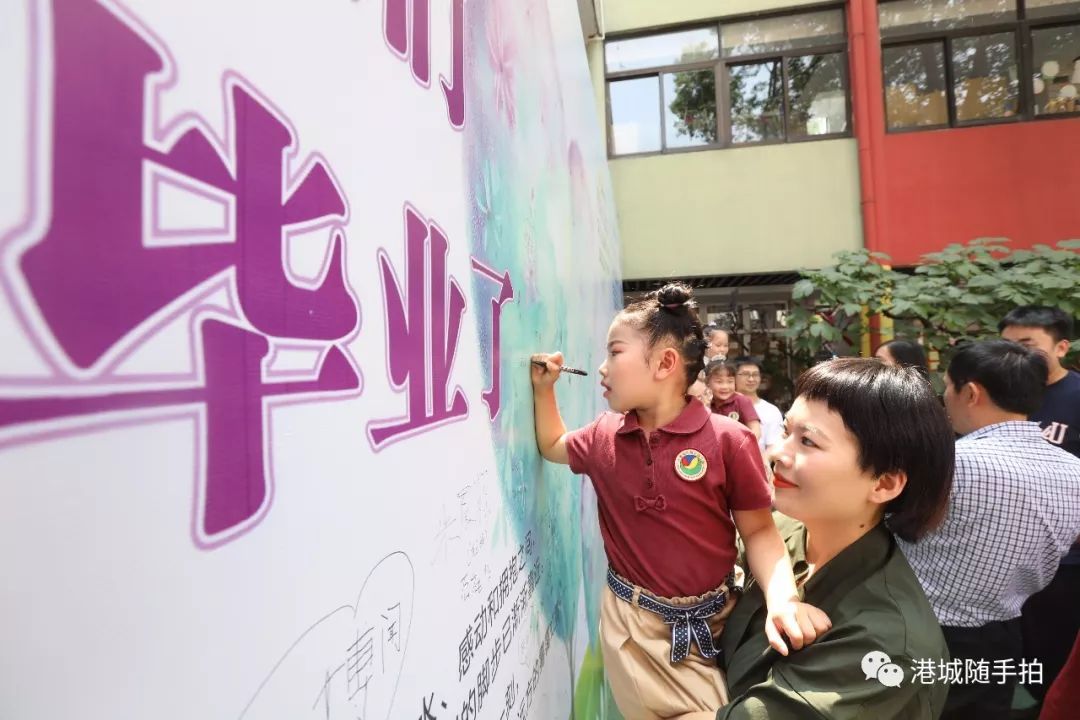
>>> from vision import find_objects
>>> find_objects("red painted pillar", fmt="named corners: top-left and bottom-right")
top-left (849, 0), bottom-right (892, 354)
top-left (848, 0), bottom-right (889, 256)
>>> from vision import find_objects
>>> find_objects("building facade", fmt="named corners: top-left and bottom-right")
top-left (578, 0), bottom-right (1080, 360)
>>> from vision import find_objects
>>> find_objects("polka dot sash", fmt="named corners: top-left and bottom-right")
top-left (607, 567), bottom-right (738, 664)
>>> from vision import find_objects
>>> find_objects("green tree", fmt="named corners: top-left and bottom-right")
top-left (786, 238), bottom-right (1080, 368)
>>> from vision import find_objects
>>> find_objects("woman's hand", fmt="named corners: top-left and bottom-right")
top-left (765, 599), bottom-right (832, 656)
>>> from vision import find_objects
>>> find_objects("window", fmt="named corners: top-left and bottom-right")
top-left (951, 32), bottom-right (1020, 121)
top-left (1027, 0), bottom-right (1080, 20)
top-left (609, 77), bottom-right (662, 154)
top-left (606, 28), bottom-right (721, 154)
top-left (787, 52), bottom-right (850, 138)
top-left (880, 0), bottom-right (1080, 130)
top-left (1032, 23), bottom-right (1080, 114)
top-left (603, 7), bottom-right (850, 156)
top-left (663, 70), bottom-right (718, 147)
top-left (879, 0), bottom-right (1018, 36)
top-left (728, 61), bottom-right (784, 143)
top-left (883, 42), bottom-right (948, 128)
top-left (723, 10), bottom-right (849, 145)
top-left (606, 27), bottom-right (719, 73)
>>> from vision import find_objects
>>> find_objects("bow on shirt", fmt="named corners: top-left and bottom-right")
top-left (634, 494), bottom-right (667, 512)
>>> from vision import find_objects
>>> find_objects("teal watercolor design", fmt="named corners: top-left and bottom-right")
top-left (464, 0), bottom-right (623, 716)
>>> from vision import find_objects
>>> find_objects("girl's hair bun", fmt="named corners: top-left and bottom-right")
top-left (656, 282), bottom-right (696, 311)
top-left (619, 281), bottom-right (705, 391)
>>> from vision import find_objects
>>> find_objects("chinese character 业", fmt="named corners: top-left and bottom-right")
top-left (368, 205), bottom-right (467, 449)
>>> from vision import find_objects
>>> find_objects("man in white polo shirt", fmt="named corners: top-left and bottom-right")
top-left (733, 357), bottom-right (783, 454)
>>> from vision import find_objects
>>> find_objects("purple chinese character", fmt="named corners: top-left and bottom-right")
top-left (383, 0), bottom-right (430, 86)
top-left (382, 0), bottom-right (464, 128)
top-left (469, 259), bottom-right (514, 420)
top-left (1, 0), bottom-right (361, 548)
top-left (441, 0), bottom-right (465, 129)
top-left (21, 0), bottom-right (355, 370)
top-left (368, 205), bottom-right (467, 449)
top-left (0, 320), bottom-right (359, 539)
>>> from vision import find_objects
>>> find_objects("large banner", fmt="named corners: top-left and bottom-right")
top-left (0, 1), bottom-right (623, 717)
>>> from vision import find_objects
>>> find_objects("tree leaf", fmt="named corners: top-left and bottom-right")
top-left (792, 279), bottom-right (816, 300)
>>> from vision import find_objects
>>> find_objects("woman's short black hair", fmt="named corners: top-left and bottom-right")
top-left (946, 340), bottom-right (1048, 415)
top-left (879, 339), bottom-right (930, 380)
top-left (795, 357), bottom-right (954, 542)
top-left (620, 282), bottom-right (706, 390)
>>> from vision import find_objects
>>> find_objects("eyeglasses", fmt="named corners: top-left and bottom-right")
top-left (736, 372), bottom-right (761, 379)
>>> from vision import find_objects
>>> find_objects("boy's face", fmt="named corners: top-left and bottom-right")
top-left (1000, 325), bottom-right (1069, 377)
top-left (707, 372), bottom-right (736, 400)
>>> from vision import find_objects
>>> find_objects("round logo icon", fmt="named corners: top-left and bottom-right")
top-left (675, 449), bottom-right (708, 481)
top-left (728, 412), bottom-right (740, 421)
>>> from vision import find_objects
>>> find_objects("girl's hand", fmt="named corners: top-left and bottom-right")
top-left (531, 352), bottom-right (564, 390)
top-left (765, 600), bottom-right (831, 656)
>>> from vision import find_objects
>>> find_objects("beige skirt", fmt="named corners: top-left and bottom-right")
top-left (600, 572), bottom-right (741, 720)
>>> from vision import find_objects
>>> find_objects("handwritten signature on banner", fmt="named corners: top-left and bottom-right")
top-left (0, 0), bottom-right (514, 549)
top-left (429, 475), bottom-right (501, 607)
top-left (238, 552), bottom-right (415, 720)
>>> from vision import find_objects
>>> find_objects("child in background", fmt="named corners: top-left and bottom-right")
top-left (687, 369), bottom-right (711, 407)
top-left (706, 360), bottom-right (761, 440)
top-left (531, 282), bottom-right (828, 719)
top-left (704, 325), bottom-right (730, 364)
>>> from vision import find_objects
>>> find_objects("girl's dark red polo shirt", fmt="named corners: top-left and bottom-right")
top-left (710, 393), bottom-right (760, 429)
top-left (566, 399), bottom-right (771, 598)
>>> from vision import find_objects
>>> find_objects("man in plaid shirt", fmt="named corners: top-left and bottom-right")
top-left (897, 340), bottom-right (1080, 720)
top-left (1000, 306), bottom-right (1080, 707)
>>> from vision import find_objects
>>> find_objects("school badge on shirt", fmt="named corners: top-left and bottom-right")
top-left (728, 412), bottom-right (740, 421)
top-left (675, 449), bottom-right (708, 481)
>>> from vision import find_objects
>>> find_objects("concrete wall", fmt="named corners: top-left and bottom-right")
top-left (611, 139), bottom-right (864, 278)
top-left (589, 0), bottom-right (865, 279)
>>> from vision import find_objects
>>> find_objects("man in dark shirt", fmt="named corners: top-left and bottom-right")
top-left (1000, 306), bottom-right (1080, 703)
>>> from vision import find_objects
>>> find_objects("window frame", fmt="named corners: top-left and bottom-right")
top-left (602, 3), bottom-right (852, 159)
top-left (879, 0), bottom-right (1080, 133)
top-left (721, 41), bottom-right (851, 148)
top-left (605, 39), bottom-right (725, 157)
top-left (881, 38), bottom-right (952, 132)
top-left (1028, 18), bottom-right (1080, 118)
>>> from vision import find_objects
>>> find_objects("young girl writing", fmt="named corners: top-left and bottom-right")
top-left (705, 360), bottom-right (761, 439)
top-left (531, 283), bottom-right (829, 719)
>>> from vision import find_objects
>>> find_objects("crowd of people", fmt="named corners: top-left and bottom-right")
top-left (531, 283), bottom-right (1080, 720)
